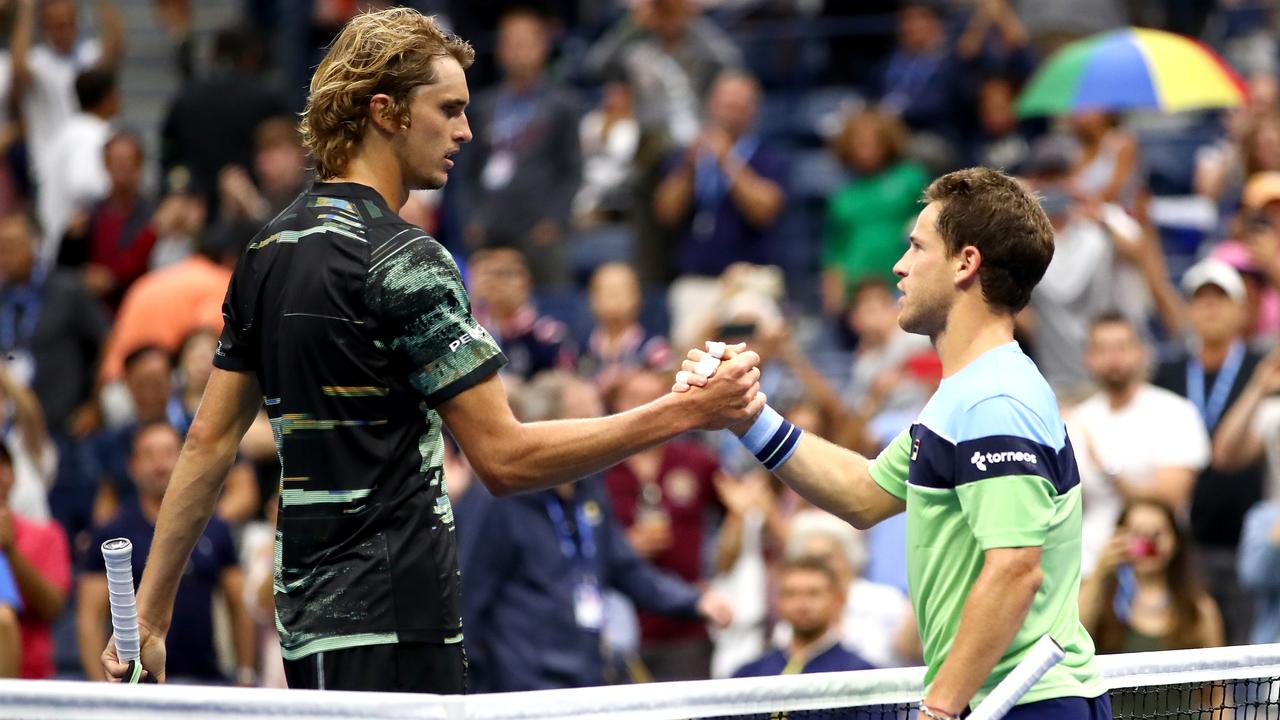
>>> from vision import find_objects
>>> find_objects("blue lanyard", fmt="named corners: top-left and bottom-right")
top-left (0, 265), bottom-right (45, 352)
top-left (544, 496), bottom-right (595, 562)
top-left (1186, 341), bottom-right (1245, 431)
top-left (694, 136), bottom-right (760, 208)
top-left (490, 87), bottom-right (540, 151)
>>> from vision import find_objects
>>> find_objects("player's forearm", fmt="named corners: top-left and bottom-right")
top-left (486, 394), bottom-right (698, 494)
top-left (770, 433), bottom-right (887, 529)
top-left (136, 436), bottom-right (241, 633)
top-left (924, 552), bottom-right (1042, 714)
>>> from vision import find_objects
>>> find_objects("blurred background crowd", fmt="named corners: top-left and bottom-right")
top-left (0, 0), bottom-right (1276, 693)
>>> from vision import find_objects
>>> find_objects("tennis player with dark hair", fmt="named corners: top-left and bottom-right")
top-left (100, 8), bottom-right (763, 694)
top-left (681, 168), bottom-right (1108, 719)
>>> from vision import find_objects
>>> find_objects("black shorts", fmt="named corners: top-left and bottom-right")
top-left (283, 642), bottom-right (467, 694)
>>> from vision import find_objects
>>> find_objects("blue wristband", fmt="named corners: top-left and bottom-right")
top-left (738, 405), bottom-right (803, 471)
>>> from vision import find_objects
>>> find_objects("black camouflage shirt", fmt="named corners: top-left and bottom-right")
top-left (214, 182), bottom-right (506, 660)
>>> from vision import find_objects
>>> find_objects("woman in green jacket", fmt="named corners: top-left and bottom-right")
top-left (821, 109), bottom-right (929, 316)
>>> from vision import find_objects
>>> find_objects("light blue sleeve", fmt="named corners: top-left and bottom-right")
top-left (1239, 502), bottom-right (1280, 592)
top-left (953, 393), bottom-right (1061, 448)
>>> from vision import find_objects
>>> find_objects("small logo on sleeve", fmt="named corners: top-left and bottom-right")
top-left (970, 450), bottom-right (1038, 472)
top-left (911, 438), bottom-right (920, 461)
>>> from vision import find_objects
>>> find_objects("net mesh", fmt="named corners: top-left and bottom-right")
top-left (0, 645), bottom-right (1277, 720)
top-left (688, 677), bottom-right (1280, 718)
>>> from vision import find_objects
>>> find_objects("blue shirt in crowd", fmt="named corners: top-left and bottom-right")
top-left (455, 476), bottom-right (703, 692)
top-left (82, 500), bottom-right (237, 682)
top-left (668, 139), bottom-right (786, 278)
top-left (1240, 501), bottom-right (1280, 644)
top-left (733, 640), bottom-right (874, 677)
top-left (0, 553), bottom-right (21, 612)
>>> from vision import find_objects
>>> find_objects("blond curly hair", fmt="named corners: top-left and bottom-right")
top-left (300, 8), bottom-right (475, 179)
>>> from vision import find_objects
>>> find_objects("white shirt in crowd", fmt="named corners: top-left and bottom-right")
top-left (21, 40), bottom-right (102, 185)
top-left (1068, 384), bottom-right (1210, 575)
top-left (572, 109), bottom-right (639, 220)
top-left (37, 111), bottom-right (110, 258)
top-left (4, 428), bottom-right (56, 522)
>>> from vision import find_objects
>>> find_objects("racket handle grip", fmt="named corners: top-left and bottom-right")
top-left (968, 635), bottom-right (1066, 720)
top-left (101, 538), bottom-right (141, 663)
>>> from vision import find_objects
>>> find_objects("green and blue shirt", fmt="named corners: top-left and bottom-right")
top-left (868, 342), bottom-right (1105, 706)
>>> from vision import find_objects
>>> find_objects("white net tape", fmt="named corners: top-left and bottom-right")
top-left (0, 644), bottom-right (1277, 720)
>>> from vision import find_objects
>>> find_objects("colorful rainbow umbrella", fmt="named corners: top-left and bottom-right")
top-left (1016, 27), bottom-right (1246, 117)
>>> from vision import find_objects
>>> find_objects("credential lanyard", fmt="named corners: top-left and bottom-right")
top-left (1187, 341), bottom-right (1245, 430)
top-left (694, 136), bottom-right (761, 209)
top-left (544, 495), bottom-right (596, 562)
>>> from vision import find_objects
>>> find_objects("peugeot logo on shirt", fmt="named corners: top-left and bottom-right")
top-left (970, 450), bottom-right (1037, 472)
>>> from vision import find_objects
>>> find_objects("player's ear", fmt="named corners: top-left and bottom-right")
top-left (954, 245), bottom-right (981, 287)
top-left (368, 93), bottom-right (401, 134)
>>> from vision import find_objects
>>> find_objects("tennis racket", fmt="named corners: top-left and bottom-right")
top-left (101, 538), bottom-right (154, 684)
top-left (966, 634), bottom-right (1066, 720)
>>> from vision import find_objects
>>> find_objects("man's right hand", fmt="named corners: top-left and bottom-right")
top-left (102, 623), bottom-right (167, 683)
top-left (673, 345), bottom-right (764, 431)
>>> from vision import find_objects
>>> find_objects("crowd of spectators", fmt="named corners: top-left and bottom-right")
top-left (0, 0), bottom-right (1276, 691)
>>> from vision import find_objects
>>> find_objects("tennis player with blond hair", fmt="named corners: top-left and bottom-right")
top-left (100, 8), bottom-right (757, 693)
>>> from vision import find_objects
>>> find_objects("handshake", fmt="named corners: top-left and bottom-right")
top-left (667, 341), bottom-right (766, 433)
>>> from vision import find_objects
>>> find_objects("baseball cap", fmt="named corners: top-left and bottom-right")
top-left (1181, 257), bottom-right (1247, 303)
top-left (1243, 171), bottom-right (1280, 210)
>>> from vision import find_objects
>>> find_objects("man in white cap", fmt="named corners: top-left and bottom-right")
top-left (1154, 256), bottom-right (1266, 645)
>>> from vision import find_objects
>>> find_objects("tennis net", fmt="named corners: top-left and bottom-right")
top-left (0, 644), bottom-right (1276, 720)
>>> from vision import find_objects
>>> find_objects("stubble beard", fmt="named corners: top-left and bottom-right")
top-left (898, 293), bottom-right (948, 339)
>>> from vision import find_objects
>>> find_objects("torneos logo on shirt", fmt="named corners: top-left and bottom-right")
top-left (970, 449), bottom-right (1037, 472)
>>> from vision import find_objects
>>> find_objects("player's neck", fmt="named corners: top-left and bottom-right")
top-left (331, 151), bottom-right (408, 211)
top-left (935, 307), bottom-right (1015, 378)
